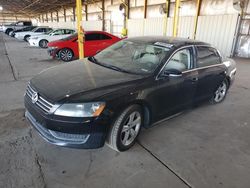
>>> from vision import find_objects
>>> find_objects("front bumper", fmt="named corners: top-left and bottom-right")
top-left (29, 39), bottom-right (39, 47)
top-left (47, 48), bottom-right (59, 58)
top-left (15, 34), bottom-right (24, 40)
top-left (24, 95), bottom-right (108, 149)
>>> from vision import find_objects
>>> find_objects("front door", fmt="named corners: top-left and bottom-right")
top-left (153, 47), bottom-right (198, 120)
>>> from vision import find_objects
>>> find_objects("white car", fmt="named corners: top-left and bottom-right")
top-left (28, 28), bottom-right (76, 48)
top-left (15, 27), bottom-right (52, 41)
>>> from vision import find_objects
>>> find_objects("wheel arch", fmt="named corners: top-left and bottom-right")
top-left (112, 99), bottom-right (153, 129)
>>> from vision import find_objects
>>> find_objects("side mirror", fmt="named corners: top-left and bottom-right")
top-left (162, 69), bottom-right (182, 77)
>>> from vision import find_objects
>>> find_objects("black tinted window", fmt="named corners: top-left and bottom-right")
top-left (35, 28), bottom-right (43, 32)
top-left (23, 22), bottom-right (32, 26)
top-left (196, 46), bottom-right (221, 67)
top-left (85, 33), bottom-right (111, 41)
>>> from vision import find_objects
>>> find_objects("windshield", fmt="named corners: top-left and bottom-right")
top-left (93, 40), bottom-right (171, 75)
top-left (31, 27), bottom-right (37, 32)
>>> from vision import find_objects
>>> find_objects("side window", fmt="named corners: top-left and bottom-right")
top-left (23, 22), bottom-right (31, 26)
top-left (65, 29), bottom-right (74, 34)
top-left (85, 33), bottom-right (100, 41)
top-left (99, 34), bottom-right (112, 40)
top-left (164, 48), bottom-right (192, 72)
top-left (35, 28), bottom-right (42, 32)
top-left (85, 33), bottom-right (112, 41)
top-left (16, 22), bottom-right (24, 26)
top-left (45, 28), bottom-right (52, 32)
top-left (53, 29), bottom-right (64, 35)
top-left (196, 46), bottom-right (221, 68)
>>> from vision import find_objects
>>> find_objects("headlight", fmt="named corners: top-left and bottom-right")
top-left (49, 46), bottom-right (58, 50)
top-left (54, 102), bottom-right (106, 117)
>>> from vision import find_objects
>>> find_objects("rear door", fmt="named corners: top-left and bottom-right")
top-left (194, 46), bottom-right (226, 101)
top-left (84, 33), bottom-right (114, 56)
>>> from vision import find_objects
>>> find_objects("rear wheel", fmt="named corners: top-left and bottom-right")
top-left (210, 79), bottom-right (228, 104)
top-left (24, 35), bottom-right (31, 42)
top-left (59, 48), bottom-right (74, 62)
top-left (106, 105), bottom-right (143, 152)
top-left (39, 39), bottom-right (48, 48)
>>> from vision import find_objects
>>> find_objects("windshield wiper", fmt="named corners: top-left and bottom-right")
top-left (88, 56), bottom-right (131, 74)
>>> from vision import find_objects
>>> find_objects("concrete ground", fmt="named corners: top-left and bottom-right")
top-left (0, 32), bottom-right (249, 188)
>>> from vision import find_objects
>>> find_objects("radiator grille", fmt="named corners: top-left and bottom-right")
top-left (26, 84), bottom-right (54, 113)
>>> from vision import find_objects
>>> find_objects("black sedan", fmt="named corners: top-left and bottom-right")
top-left (24, 37), bottom-right (236, 151)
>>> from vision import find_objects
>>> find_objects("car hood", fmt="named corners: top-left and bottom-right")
top-left (30, 59), bottom-right (146, 102)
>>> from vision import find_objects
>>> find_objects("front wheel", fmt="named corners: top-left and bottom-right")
top-left (210, 79), bottom-right (228, 104)
top-left (24, 35), bottom-right (30, 42)
top-left (59, 48), bottom-right (74, 62)
top-left (106, 105), bottom-right (143, 152)
top-left (39, 39), bottom-right (48, 48)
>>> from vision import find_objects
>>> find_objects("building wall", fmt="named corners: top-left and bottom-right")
top-left (0, 15), bottom-right (31, 25)
top-left (34, 0), bottom-right (242, 57)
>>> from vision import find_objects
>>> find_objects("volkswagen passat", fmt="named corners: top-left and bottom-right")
top-left (25, 37), bottom-right (236, 151)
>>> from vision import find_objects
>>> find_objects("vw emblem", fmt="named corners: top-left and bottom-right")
top-left (31, 92), bottom-right (38, 104)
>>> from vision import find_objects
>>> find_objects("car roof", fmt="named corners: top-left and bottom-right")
top-left (126, 36), bottom-right (210, 48)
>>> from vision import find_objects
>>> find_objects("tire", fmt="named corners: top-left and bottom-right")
top-left (59, 48), bottom-right (74, 62)
top-left (106, 105), bottom-right (143, 152)
top-left (5, 29), bottom-right (13, 35)
top-left (39, 39), bottom-right (49, 48)
top-left (210, 79), bottom-right (229, 104)
top-left (24, 35), bottom-right (30, 42)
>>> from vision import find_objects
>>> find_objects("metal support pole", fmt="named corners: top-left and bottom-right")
top-left (163, 0), bottom-right (170, 36)
top-left (64, 8), bottom-right (66, 22)
top-left (76, 0), bottom-right (84, 59)
top-left (73, 7), bottom-right (76, 22)
top-left (85, 5), bottom-right (88, 21)
top-left (56, 11), bottom-right (59, 22)
top-left (102, 0), bottom-right (105, 31)
top-left (193, 0), bottom-right (202, 39)
top-left (51, 12), bottom-right (53, 22)
top-left (173, 0), bottom-right (180, 37)
top-left (143, 0), bottom-right (147, 19)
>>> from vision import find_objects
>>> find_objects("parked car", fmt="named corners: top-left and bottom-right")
top-left (28, 28), bottom-right (76, 48)
top-left (10, 26), bottom-right (37, 37)
top-left (47, 31), bottom-right (121, 61)
top-left (24, 37), bottom-right (236, 151)
top-left (15, 26), bottom-right (52, 41)
top-left (2, 21), bottom-right (32, 35)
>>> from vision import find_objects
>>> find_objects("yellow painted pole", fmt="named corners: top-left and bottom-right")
top-left (76, 0), bottom-right (84, 59)
top-left (163, 0), bottom-right (169, 36)
top-left (193, 0), bottom-right (202, 39)
top-left (173, 0), bottom-right (180, 37)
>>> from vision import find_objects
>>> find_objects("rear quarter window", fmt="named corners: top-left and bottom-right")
top-left (196, 46), bottom-right (221, 68)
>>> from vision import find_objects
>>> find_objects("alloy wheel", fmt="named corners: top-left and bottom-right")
top-left (40, 40), bottom-right (48, 48)
top-left (214, 82), bottom-right (227, 103)
top-left (60, 49), bottom-right (73, 61)
top-left (120, 111), bottom-right (141, 146)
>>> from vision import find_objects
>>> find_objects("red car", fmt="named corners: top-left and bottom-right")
top-left (47, 31), bottom-right (121, 62)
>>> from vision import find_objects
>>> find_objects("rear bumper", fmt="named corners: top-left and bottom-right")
top-left (24, 96), bottom-right (108, 149)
